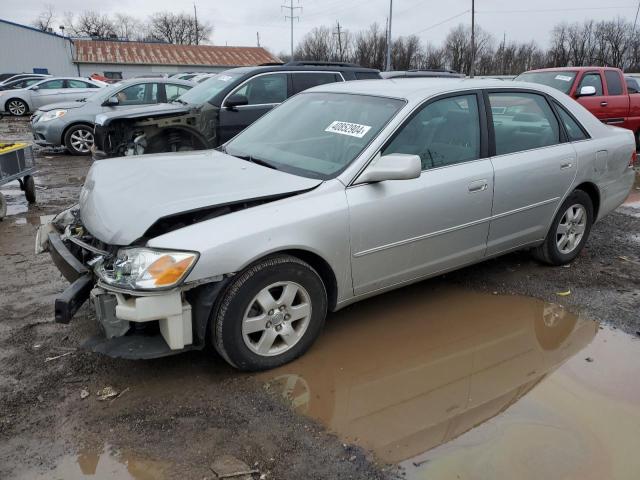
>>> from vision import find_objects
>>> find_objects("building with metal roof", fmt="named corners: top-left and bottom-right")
top-left (0, 18), bottom-right (281, 80)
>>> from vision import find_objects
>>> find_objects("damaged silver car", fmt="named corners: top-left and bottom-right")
top-left (37, 79), bottom-right (637, 371)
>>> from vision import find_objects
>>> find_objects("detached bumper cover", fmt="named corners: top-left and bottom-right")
top-left (48, 232), bottom-right (92, 323)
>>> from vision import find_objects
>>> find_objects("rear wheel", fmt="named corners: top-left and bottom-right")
top-left (212, 254), bottom-right (327, 371)
top-left (6, 99), bottom-right (28, 116)
top-left (64, 124), bottom-right (94, 155)
top-left (533, 190), bottom-right (593, 265)
top-left (23, 175), bottom-right (36, 203)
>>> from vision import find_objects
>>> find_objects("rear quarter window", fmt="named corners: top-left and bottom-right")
top-left (354, 71), bottom-right (382, 80)
top-left (604, 71), bottom-right (623, 95)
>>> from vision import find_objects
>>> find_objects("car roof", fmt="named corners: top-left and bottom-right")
top-left (523, 66), bottom-right (621, 73)
top-left (117, 77), bottom-right (195, 86)
top-left (222, 64), bottom-right (380, 76)
top-left (306, 78), bottom-right (562, 100)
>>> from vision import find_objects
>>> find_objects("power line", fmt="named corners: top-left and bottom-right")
top-left (477, 5), bottom-right (636, 14)
top-left (409, 10), bottom-right (470, 36)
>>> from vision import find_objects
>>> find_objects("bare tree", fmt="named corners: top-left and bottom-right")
top-left (65, 11), bottom-right (116, 38)
top-left (352, 23), bottom-right (387, 70)
top-left (113, 14), bottom-right (143, 41)
top-left (391, 35), bottom-right (421, 70)
top-left (147, 12), bottom-right (212, 45)
top-left (31, 4), bottom-right (56, 32)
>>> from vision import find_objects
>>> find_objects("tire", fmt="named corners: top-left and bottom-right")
top-left (533, 190), bottom-right (593, 266)
top-left (635, 130), bottom-right (640, 152)
top-left (23, 175), bottom-right (36, 204)
top-left (6, 98), bottom-right (28, 116)
top-left (64, 124), bottom-right (94, 156)
top-left (212, 254), bottom-right (328, 371)
top-left (0, 193), bottom-right (6, 220)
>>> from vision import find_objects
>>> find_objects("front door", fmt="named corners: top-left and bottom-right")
top-left (29, 79), bottom-right (66, 109)
top-left (486, 91), bottom-right (577, 255)
top-left (218, 72), bottom-right (288, 144)
top-left (347, 93), bottom-right (494, 295)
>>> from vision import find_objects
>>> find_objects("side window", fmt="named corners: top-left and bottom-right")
top-left (115, 83), bottom-right (158, 105)
top-left (604, 71), bottom-right (623, 95)
top-left (67, 80), bottom-right (92, 88)
top-left (489, 92), bottom-right (560, 155)
top-left (383, 94), bottom-right (480, 170)
top-left (291, 72), bottom-right (341, 95)
top-left (165, 84), bottom-right (191, 101)
top-left (553, 102), bottom-right (589, 142)
top-left (104, 72), bottom-right (123, 80)
top-left (355, 71), bottom-right (381, 80)
top-left (578, 73), bottom-right (603, 96)
top-left (38, 80), bottom-right (64, 89)
top-left (626, 77), bottom-right (639, 94)
top-left (231, 73), bottom-right (287, 105)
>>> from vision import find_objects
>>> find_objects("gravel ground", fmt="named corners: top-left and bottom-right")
top-left (0, 116), bottom-right (638, 479)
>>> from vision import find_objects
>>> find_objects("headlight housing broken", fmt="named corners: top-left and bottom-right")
top-left (95, 248), bottom-right (199, 290)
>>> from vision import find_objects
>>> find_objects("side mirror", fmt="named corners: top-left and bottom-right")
top-left (30, 85), bottom-right (40, 91)
top-left (103, 96), bottom-right (119, 106)
top-left (577, 85), bottom-right (597, 97)
top-left (354, 153), bottom-right (421, 185)
top-left (225, 94), bottom-right (248, 109)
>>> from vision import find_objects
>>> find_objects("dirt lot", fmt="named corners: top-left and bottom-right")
top-left (1, 116), bottom-right (639, 479)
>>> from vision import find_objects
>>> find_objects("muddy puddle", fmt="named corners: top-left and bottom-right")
top-left (16, 443), bottom-right (168, 479)
top-left (260, 285), bottom-right (640, 479)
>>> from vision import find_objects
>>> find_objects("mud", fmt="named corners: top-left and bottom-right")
top-left (1, 116), bottom-right (640, 479)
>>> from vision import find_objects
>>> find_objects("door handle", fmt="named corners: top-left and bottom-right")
top-left (468, 180), bottom-right (488, 193)
top-left (560, 162), bottom-right (574, 169)
top-left (600, 101), bottom-right (608, 107)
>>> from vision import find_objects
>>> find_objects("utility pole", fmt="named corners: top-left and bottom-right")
top-left (257, 31), bottom-right (261, 47)
top-left (470, 0), bottom-right (475, 77)
top-left (501, 32), bottom-right (506, 75)
top-left (194, 3), bottom-right (199, 46)
top-left (386, 0), bottom-right (393, 71)
top-left (334, 21), bottom-right (345, 62)
top-left (282, 0), bottom-right (302, 60)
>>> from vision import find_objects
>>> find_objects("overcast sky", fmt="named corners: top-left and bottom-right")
top-left (7, 0), bottom-right (640, 54)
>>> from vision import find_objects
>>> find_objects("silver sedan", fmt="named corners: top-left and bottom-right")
top-left (39, 79), bottom-right (636, 370)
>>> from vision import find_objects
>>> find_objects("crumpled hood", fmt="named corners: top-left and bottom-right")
top-left (95, 102), bottom-right (191, 126)
top-left (79, 150), bottom-right (322, 245)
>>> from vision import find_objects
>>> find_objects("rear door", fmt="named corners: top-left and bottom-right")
top-left (218, 72), bottom-right (288, 143)
top-left (486, 90), bottom-right (577, 255)
top-left (64, 79), bottom-right (100, 101)
top-left (601, 70), bottom-right (630, 127)
top-left (347, 92), bottom-right (494, 295)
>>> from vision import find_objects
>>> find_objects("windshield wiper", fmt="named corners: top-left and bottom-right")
top-left (231, 152), bottom-right (278, 170)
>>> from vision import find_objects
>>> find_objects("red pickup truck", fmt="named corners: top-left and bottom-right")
top-left (516, 67), bottom-right (640, 144)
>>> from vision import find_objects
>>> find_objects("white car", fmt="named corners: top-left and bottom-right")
top-left (0, 77), bottom-right (104, 116)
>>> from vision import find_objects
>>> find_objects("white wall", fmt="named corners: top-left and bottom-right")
top-left (0, 21), bottom-right (77, 76)
top-left (77, 63), bottom-right (228, 79)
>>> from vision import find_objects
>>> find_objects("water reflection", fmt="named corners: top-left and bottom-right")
top-left (261, 286), bottom-right (598, 463)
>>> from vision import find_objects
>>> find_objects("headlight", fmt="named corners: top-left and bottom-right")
top-left (40, 109), bottom-right (67, 122)
top-left (96, 248), bottom-right (198, 290)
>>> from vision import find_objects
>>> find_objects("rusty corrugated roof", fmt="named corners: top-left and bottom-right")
top-left (73, 40), bottom-right (280, 67)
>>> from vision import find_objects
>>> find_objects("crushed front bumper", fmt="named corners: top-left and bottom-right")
top-left (37, 215), bottom-right (204, 358)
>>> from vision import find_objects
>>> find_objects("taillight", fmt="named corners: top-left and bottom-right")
top-left (630, 151), bottom-right (638, 168)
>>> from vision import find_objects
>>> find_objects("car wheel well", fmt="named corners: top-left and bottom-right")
top-left (574, 182), bottom-right (600, 220)
top-left (147, 127), bottom-right (209, 153)
top-left (272, 249), bottom-right (338, 312)
top-left (62, 122), bottom-right (94, 141)
top-left (5, 98), bottom-right (28, 111)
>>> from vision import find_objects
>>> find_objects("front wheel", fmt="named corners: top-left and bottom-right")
top-left (64, 125), bottom-right (94, 155)
top-left (533, 190), bottom-right (593, 265)
top-left (212, 254), bottom-right (328, 371)
top-left (6, 99), bottom-right (28, 116)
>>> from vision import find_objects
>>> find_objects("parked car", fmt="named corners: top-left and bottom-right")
top-left (92, 61), bottom-right (382, 158)
top-left (0, 77), bottom-right (104, 116)
top-left (381, 69), bottom-right (464, 79)
top-left (30, 78), bottom-right (194, 155)
top-left (0, 73), bottom-right (50, 86)
top-left (516, 67), bottom-right (640, 145)
top-left (37, 79), bottom-right (636, 370)
top-left (191, 73), bottom-right (219, 83)
top-left (0, 77), bottom-right (46, 91)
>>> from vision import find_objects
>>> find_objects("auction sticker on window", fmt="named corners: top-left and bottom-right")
top-left (555, 75), bottom-right (573, 82)
top-left (325, 121), bottom-right (372, 138)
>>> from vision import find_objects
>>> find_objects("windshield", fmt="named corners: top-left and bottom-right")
top-left (516, 71), bottom-right (577, 94)
top-left (178, 72), bottom-right (242, 105)
top-left (225, 92), bottom-right (406, 180)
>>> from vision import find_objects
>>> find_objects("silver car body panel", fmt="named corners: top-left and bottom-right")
top-left (77, 79), bottom-right (635, 310)
top-left (0, 77), bottom-right (104, 113)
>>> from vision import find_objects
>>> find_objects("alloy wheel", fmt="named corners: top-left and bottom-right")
top-left (242, 281), bottom-right (312, 357)
top-left (8, 100), bottom-right (26, 115)
top-left (69, 129), bottom-right (94, 153)
top-left (556, 203), bottom-right (587, 254)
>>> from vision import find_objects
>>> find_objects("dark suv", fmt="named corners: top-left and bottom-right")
top-left (93, 62), bottom-right (381, 157)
